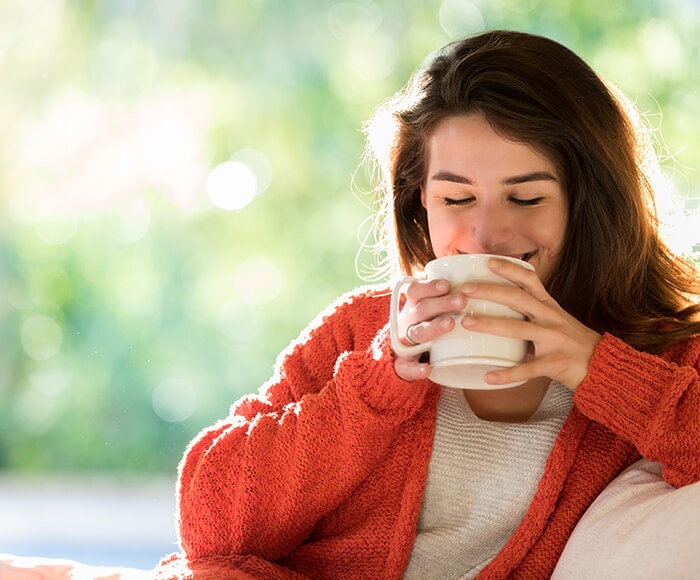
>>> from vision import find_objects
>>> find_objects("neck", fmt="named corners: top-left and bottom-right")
top-left (463, 377), bottom-right (551, 422)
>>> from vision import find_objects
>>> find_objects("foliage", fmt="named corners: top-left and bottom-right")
top-left (0, 0), bottom-right (698, 473)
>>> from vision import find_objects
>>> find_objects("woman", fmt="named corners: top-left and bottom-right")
top-left (157, 30), bottom-right (700, 579)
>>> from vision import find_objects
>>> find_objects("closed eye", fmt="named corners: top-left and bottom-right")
top-left (509, 196), bottom-right (544, 207)
top-left (443, 197), bottom-right (475, 207)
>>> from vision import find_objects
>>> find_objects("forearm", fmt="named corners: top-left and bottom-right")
top-left (177, 328), bottom-right (431, 560)
top-left (574, 333), bottom-right (700, 487)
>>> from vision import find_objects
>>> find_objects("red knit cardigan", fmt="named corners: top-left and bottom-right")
top-left (156, 285), bottom-right (700, 579)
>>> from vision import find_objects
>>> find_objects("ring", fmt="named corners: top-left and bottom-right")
top-left (406, 325), bottom-right (420, 346)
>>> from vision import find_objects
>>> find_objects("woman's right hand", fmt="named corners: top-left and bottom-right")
top-left (393, 278), bottom-right (466, 381)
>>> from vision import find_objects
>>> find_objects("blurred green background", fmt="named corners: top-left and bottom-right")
top-left (1, 0), bottom-right (698, 476)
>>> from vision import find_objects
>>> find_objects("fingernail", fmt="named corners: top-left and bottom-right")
top-left (462, 316), bottom-right (477, 327)
top-left (436, 280), bottom-right (449, 292)
top-left (450, 295), bottom-right (464, 308)
top-left (462, 283), bottom-right (477, 294)
top-left (438, 318), bottom-right (452, 330)
top-left (488, 258), bottom-right (501, 269)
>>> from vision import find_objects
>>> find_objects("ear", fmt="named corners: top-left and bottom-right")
top-left (420, 186), bottom-right (427, 209)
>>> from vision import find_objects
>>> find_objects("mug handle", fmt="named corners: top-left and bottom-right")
top-left (390, 276), bottom-right (432, 358)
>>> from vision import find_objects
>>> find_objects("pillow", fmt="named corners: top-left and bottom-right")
top-left (552, 459), bottom-right (700, 579)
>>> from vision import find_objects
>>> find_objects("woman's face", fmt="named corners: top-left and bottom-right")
top-left (421, 114), bottom-right (568, 284)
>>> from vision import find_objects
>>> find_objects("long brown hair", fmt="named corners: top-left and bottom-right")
top-left (363, 30), bottom-right (700, 353)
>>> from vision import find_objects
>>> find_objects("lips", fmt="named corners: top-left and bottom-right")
top-left (459, 251), bottom-right (537, 262)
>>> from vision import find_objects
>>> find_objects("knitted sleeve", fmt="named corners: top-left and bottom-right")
top-left (175, 287), bottom-right (432, 563)
top-left (573, 332), bottom-right (700, 488)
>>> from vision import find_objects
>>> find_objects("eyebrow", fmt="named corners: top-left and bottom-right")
top-left (430, 170), bottom-right (558, 186)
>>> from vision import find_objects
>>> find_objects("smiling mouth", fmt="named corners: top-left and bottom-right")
top-left (460, 251), bottom-right (537, 262)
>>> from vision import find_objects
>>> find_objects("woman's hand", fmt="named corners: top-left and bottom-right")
top-left (461, 258), bottom-right (603, 390)
top-left (393, 278), bottom-right (465, 382)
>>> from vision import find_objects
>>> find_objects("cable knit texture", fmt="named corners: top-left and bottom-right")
top-left (154, 285), bottom-right (700, 580)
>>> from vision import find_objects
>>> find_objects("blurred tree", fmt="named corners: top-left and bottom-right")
top-left (0, 0), bottom-right (697, 474)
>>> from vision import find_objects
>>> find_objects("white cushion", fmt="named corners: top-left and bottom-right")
top-left (553, 459), bottom-right (700, 579)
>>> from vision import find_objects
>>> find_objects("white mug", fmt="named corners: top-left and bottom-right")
top-left (390, 254), bottom-right (534, 390)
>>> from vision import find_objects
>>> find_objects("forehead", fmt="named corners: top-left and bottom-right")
top-left (426, 115), bottom-right (561, 185)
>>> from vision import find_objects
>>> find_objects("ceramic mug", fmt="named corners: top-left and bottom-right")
top-left (390, 254), bottom-right (534, 389)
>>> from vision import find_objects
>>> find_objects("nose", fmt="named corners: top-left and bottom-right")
top-left (467, 204), bottom-right (513, 253)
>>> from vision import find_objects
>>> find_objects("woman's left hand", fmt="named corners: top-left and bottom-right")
top-left (461, 257), bottom-right (603, 390)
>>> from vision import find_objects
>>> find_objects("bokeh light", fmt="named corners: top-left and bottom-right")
top-left (20, 315), bottom-right (63, 361)
top-left (112, 198), bottom-right (152, 244)
top-left (13, 388), bottom-right (64, 436)
top-left (206, 161), bottom-right (258, 211)
top-left (151, 378), bottom-right (197, 423)
top-left (29, 364), bottom-right (72, 398)
top-left (328, 31), bottom-right (399, 99)
top-left (439, 0), bottom-right (485, 38)
top-left (642, 19), bottom-right (685, 78)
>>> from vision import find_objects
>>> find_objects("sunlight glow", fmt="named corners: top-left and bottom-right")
top-left (12, 90), bottom-right (211, 219)
top-left (660, 206), bottom-right (700, 259)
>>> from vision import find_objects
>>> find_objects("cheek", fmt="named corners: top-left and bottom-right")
top-left (426, 212), bottom-right (460, 244)
top-left (528, 213), bottom-right (566, 251)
